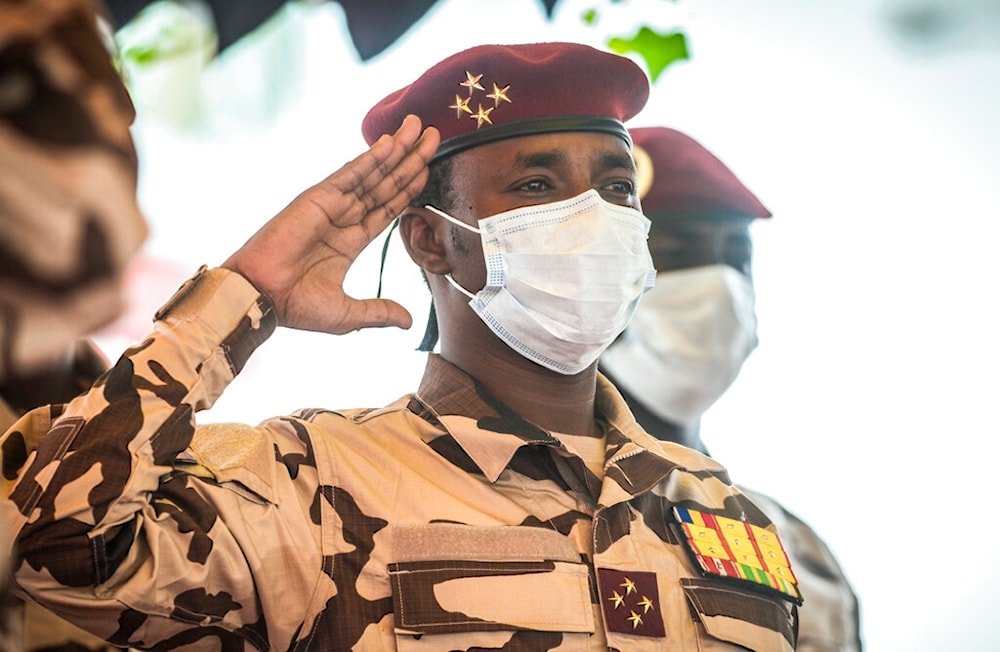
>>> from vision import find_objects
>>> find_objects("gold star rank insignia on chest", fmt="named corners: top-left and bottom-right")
top-left (597, 568), bottom-right (666, 638)
top-left (674, 506), bottom-right (803, 604)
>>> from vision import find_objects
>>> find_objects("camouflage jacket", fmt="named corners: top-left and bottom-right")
top-left (0, 341), bottom-right (125, 652)
top-left (1, 268), bottom-right (800, 651)
top-left (604, 372), bottom-right (862, 650)
top-left (740, 488), bottom-right (862, 652)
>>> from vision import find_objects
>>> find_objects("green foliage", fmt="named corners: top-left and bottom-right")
top-left (607, 26), bottom-right (689, 82)
top-left (121, 44), bottom-right (156, 64)
top-left (117, 1), bottom-right (216, 66)
top-left (582, 8), bottom-right (598, 25)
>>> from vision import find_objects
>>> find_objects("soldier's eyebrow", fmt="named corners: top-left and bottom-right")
top-left (511, 150), bottom-right (635, 174)
top-left (601, 151), bottom-right (636, 174)
top-left (512, 150), bottom-right (566, 170)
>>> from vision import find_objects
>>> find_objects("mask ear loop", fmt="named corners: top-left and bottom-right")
top-left (413, 206), bottom-right (482, 352)
top-left (424, 205), bottom-right (481, 234)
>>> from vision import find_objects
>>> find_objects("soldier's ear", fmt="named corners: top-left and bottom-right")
top-left (398, 207), bottom-right (452, 275)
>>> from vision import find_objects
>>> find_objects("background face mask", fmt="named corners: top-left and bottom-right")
top-left (601, 264), bottom-right (758, 424)
top-left (427, 189), bottom-right (656, 375)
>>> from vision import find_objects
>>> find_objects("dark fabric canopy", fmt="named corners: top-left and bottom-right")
top-left (104, 0), bottom-right (559, 60)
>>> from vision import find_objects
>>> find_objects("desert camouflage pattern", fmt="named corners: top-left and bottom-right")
top-left (0, 0), bottom-right (146, 380)
top-left (605, 371), bottom-right (861, 647)
top-left (0, 341), bottom-right (124, 651)
top-left (740, 487), bottom-right (862, 651)
top-left (1, 268), bottom-right (798, 650)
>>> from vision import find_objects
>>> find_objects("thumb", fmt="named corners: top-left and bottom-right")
top-left (352, 298), bottom-right (413, 331)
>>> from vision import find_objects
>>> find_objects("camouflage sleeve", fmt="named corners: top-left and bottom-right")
top-left (0, 340), bottom-right (129, 652)
top-left (1, 267), bottom-right (278, 645)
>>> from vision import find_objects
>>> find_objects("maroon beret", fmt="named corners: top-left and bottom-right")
top-left (632, 127), bottom-right (771, 219)
top-left (363, 42), bottom-right (650, 161)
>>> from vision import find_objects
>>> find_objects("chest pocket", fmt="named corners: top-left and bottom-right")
top-left (388, 524), bottom-right (595, 651)
top-left (683, 578), bottom-right (798, 651)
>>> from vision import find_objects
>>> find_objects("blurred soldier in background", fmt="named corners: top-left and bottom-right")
top-left (602, 126), bottom-right (863, 651)
top-left (1, 0), bottom-right (146, 649)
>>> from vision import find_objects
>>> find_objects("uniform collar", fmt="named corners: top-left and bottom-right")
top-left (410, 355), bottom-right (726, 490)
top-left (411, 354), bottom-right (555, 482)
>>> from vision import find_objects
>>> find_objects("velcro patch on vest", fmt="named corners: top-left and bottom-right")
top-left (674, 507), bottom-right (802, 604)
top-left (597, 568), bottom-right (666, 638)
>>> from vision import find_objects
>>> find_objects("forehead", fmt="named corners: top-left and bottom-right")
top-left (451, 131), bottom-right (634, 177)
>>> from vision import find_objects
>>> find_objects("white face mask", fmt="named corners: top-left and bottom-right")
top-left (425, 189), bottom-right (656, 375)
top-left (601, 265), bottom-right (758, 425)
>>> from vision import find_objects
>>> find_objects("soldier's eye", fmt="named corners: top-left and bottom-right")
top-left (518, 179), bottom-right (551, 193)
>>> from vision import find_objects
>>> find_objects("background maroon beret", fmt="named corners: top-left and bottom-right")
top-left (363, 42), bottom-right (650, 161)
top-left (632, 127), bottom-right (771, 219)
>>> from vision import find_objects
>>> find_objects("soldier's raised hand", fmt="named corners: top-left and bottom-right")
top-left (223, 115), bottom-right (439, 334)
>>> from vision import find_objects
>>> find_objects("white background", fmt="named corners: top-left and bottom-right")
top-left (106, 1), bottom-right (1000, 649)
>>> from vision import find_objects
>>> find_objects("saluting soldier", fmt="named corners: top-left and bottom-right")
top-left (602, 126), bottom-right (863, 651)
top-left (3, 43), bottom-right (801, 650)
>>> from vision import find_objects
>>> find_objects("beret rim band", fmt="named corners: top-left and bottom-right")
top-left (431, 115), bottom-right (632, 162)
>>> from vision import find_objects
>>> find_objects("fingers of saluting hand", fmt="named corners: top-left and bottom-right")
top-left (222, 116), bottom-right (439, 335)
top-left (311, 115), bottom-right (440, 243)
top-left (285, 116), bottom-right (438, 334)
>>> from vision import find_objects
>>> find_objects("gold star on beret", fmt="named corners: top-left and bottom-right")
top-left (487, 83), bottom-right (511, 107)
top-left (460, 71), bottom-right (485, 95)
top-left (471, 103), bottom-right (494, 129)
top-left (361, 42), bottom-right (649, 162)
top-left (449, 94), bottom-right (472, 119)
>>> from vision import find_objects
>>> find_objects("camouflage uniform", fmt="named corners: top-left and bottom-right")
top-left (1, 342), bottom-right (124, 651)
top-left (0, 0), bottom-right (146, 381)
top-left (1, 2), bottom-right (142, 646)
top-left (612, 379), bottom-right (863, 650)
top-left (740, 488), bottom-right (862, 652)
top-left (1, 268), bottom-right (800, 650)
